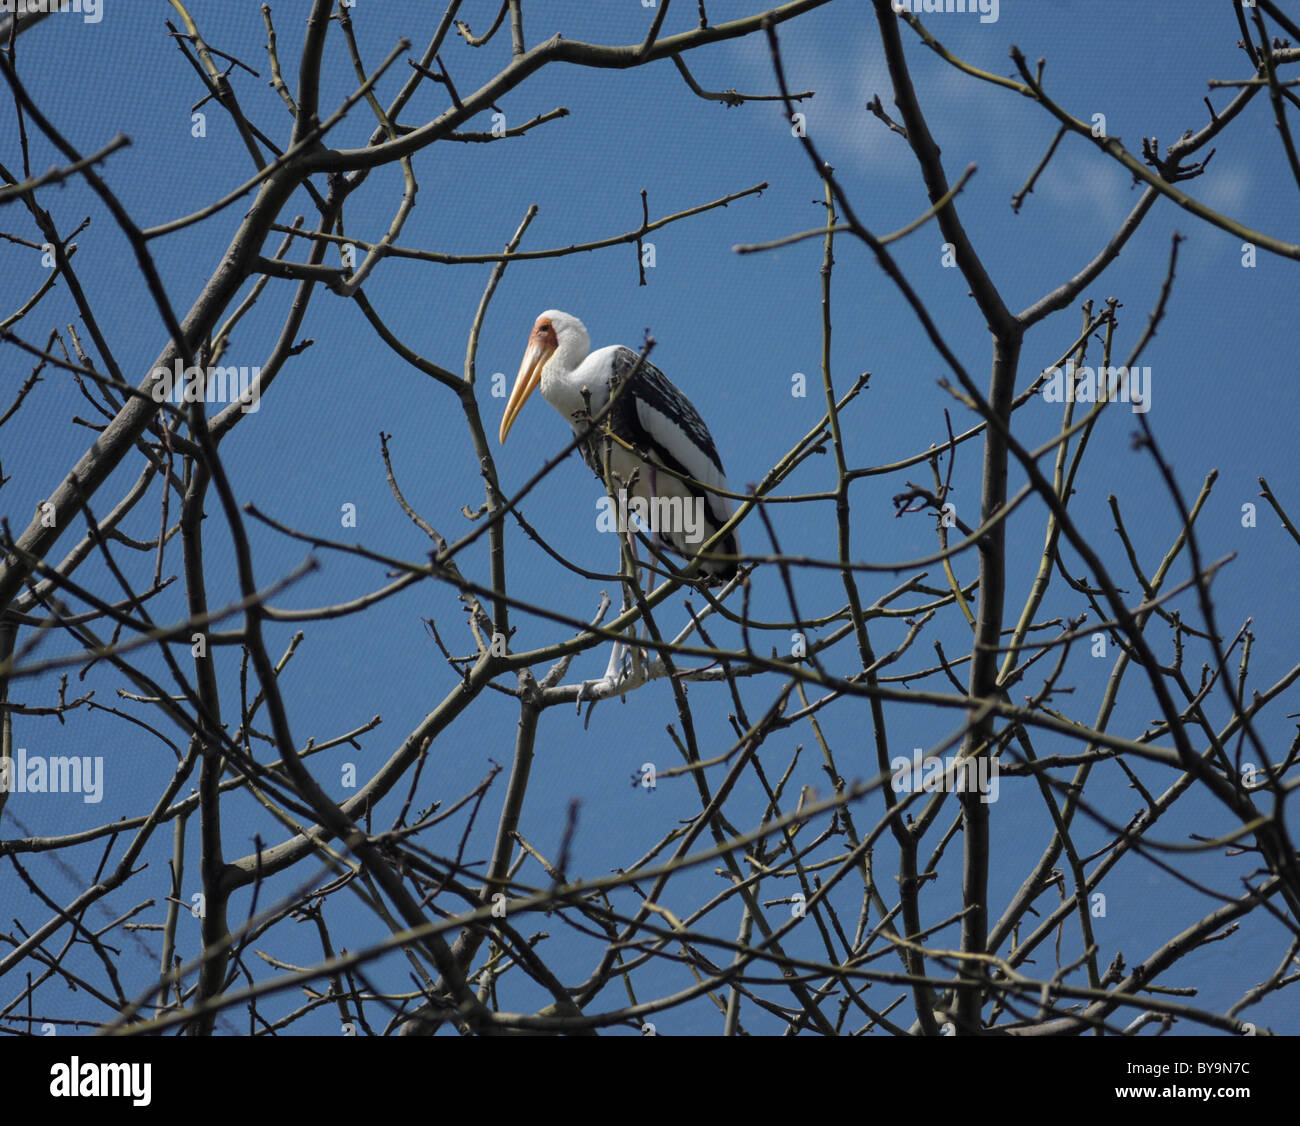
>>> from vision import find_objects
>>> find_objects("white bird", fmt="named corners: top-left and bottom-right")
top-left (499, 310), bottom-right (740, 583)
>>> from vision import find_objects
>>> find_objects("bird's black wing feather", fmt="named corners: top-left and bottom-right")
top-left (594, 347), bottom-right (725, 479)
top-left (575, 347), bottom-right (738, 582)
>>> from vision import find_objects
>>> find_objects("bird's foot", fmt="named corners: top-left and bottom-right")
top-left (576, 639), bottom-right (629, 710)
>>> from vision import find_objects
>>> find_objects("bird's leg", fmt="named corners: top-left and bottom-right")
top-left (602, 633), bottom-right (628, 684)
top-left (616, 464), bottom-right (646, 681)
top-left (612, 517), bottom-right (638, 689)
top-left (625, 528), bottom-right (646, 683)
top-left (577, 630), bottom-right (628, 705)
top-left (631, 465), bottom-right (663, 674)
top-left (577, 466), bottom-right (637, 704)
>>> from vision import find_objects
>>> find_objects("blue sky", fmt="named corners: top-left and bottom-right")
top-left (2, 1), bottom-right (1298, 1035)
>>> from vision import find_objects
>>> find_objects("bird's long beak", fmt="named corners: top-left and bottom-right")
top-left (499, 335), bottom-right (554, 443)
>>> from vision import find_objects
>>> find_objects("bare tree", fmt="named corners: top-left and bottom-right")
top-left (1, 0), bottom-right (1297, 1038)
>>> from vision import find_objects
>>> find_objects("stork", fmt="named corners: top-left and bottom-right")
top-left (498, 310), bottom-right (741, 689)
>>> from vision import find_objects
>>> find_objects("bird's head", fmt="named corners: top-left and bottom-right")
top-left (499, 310), bottom-right (590, 443)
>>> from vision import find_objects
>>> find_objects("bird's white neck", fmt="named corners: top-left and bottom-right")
top-left (547, 333), bottom-right (590, 380)
top-left (541, 343), bottom-right (619, 423)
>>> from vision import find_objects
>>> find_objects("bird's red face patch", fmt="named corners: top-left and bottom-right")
top-left (530, 319), bottom-right (558, 350)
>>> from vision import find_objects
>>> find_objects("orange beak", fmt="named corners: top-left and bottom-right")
top-left (499, 331), bottom-right (555, 443)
